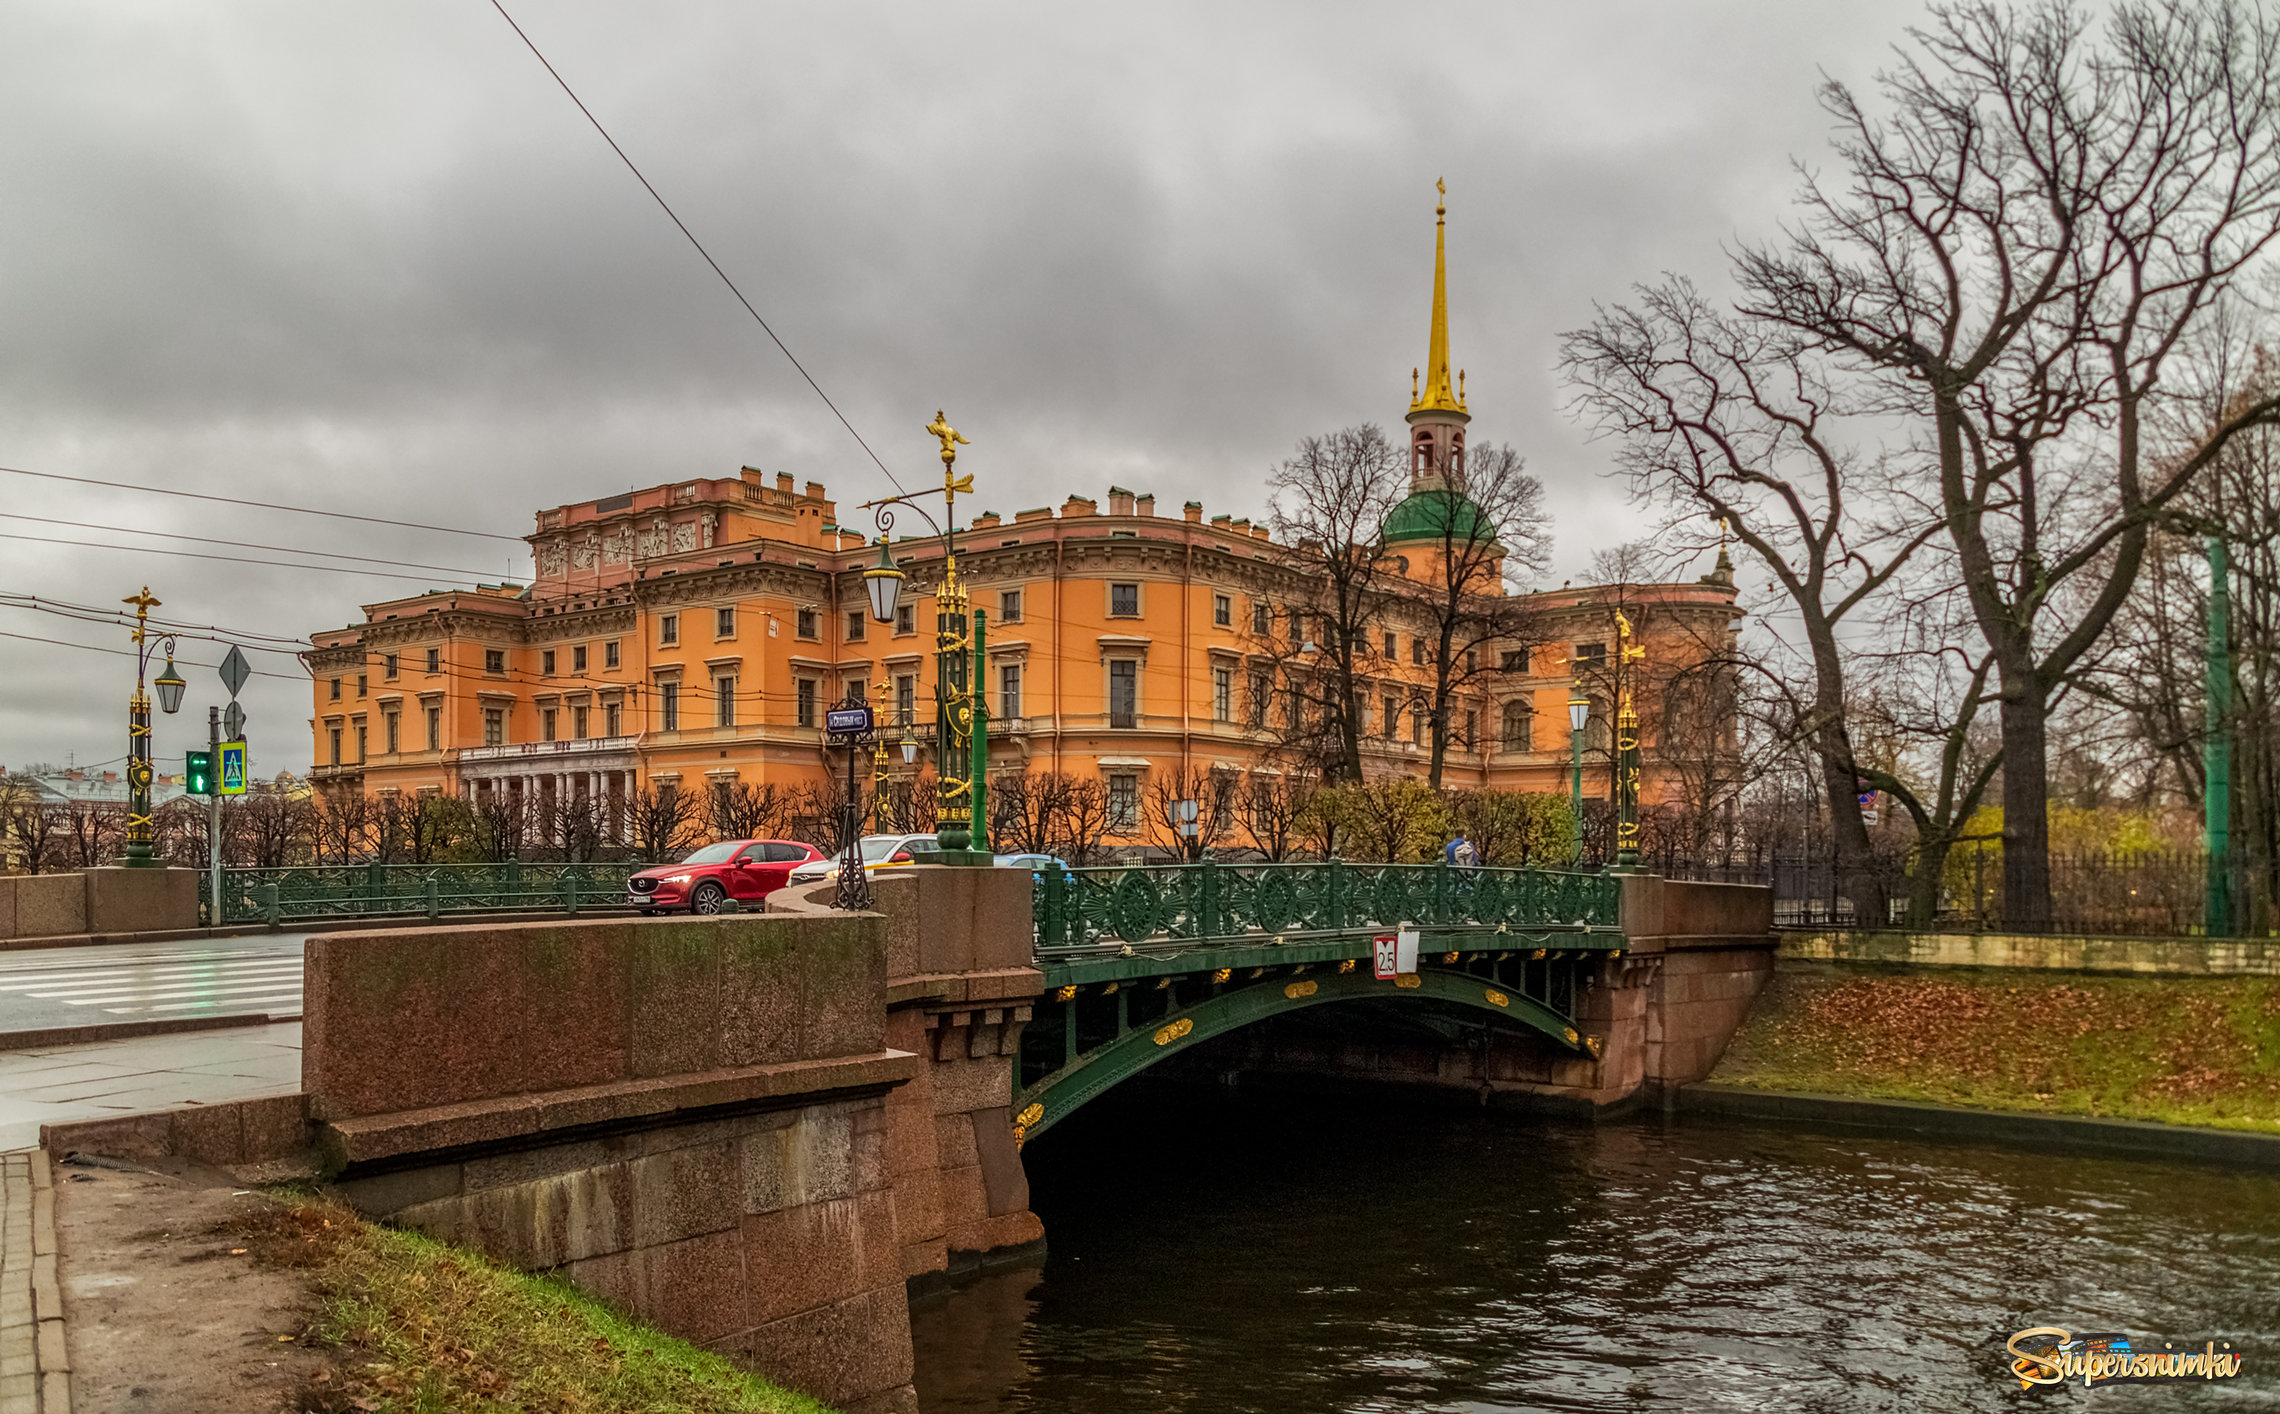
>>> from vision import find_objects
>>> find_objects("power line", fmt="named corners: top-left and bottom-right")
top-left (0, 514), bottom-right (507, 580)
top-left (0, 630), bottom-right (304, 681)
top-left (0, 532), bottom-right (493, 585)
top-left (485, 0), bottom-right (909, 497)
top-left (0, 465), bottom-right (525, 542)
top-left (0, 594), bottom-right (314, 652)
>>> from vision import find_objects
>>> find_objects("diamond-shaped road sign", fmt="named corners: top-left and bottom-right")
top-left (218, 644), bottom-right (250, 699)
top-left (223, 700), bottom-right (247, 740)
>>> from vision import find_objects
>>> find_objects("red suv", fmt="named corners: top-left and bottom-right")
top-left (627, 839), bottom-right (823, 915)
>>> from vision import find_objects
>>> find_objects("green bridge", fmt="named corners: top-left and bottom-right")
top-left (214, 855), bottom-right (1626, 1146)
top-left (1017, 860), bottom-right (1623, 1143)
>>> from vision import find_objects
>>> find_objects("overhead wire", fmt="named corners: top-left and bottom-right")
top-left (0, 532), bottom-right (491, 585)
top-left (0, 464), bottom-right (525, 542)
top-left (0, 630), bottom-right (305, 681)
top-left (0, 594), bottom-right (315, 652)
top-left (0, 513), bottom-right (509, 581)
top-left (484, 0), bottom-right (909, 497)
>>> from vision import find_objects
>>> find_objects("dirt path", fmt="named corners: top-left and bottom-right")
top-left (54, 1158), bottom-right (331, 1413)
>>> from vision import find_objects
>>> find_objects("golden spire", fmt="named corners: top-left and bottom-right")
top-left (1410, 178), bottom-right (1465, 415)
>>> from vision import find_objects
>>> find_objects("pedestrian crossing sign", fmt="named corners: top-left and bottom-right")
top-left (218, 740), bottom-right (248, 795)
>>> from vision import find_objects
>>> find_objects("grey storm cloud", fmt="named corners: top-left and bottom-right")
top-left (0, 0), bottom-right (1924, 773)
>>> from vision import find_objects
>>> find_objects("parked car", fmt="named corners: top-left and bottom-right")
top-left (785, 833), bottom-right (943, 887)
top-left (993, 852), bottom-right (1068, 875)
top-left (626, 839), bottom-right (823, 915)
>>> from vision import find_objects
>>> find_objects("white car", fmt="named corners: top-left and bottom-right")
top-left (784, 833), bottom-right (944, 886)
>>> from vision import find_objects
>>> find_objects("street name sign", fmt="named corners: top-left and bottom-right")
top-left (824, 704), bottom-right (874, 741)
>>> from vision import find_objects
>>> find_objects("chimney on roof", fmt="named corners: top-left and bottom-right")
top-left (776, 472), bottom-right (793, 493)
top-left (974, 511), bottom-right (1002, 529)
top-left (1063, 495), bottom-right (1097, 516)
top-left (804, 481), bottom-right (826, 501)
top-left (1107, 486), bottom-right (1136, 516)
top-left (1135, 493), bottom-right (1156, 517)
top-left (1183, 501), bottom-right (1203, 523)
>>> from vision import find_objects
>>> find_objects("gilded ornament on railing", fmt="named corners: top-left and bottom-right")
top-left (1152, 1017), bottom-right (1194, 1046)
top-left (1395, 975), bottom-right (1422, 990)
top-left (1562, 1026), bottom-right (1579, 1045)
top-left (1442, 950), bottom-right (1459, 964)
top-left (1532, 948), bottom-right (1547, 960)
top-left (1056, 984), bottom-right (1077, 1002)
top-left (1284, 979), bottom-right (1318, 1000)
top-left (1101, 981), bottom-right (1119, 995)
top-left (1484, 988), bottom-right (1509, 1008)
top-left (1212, 968), bottom-right (1231, 984)
top-left (1583, 1034), bottom-right (1604, 1060)
top-left (1016, 1102), bottom-right (1043, 1128)
top-left (1337, 959), bottom-right (1356, 973)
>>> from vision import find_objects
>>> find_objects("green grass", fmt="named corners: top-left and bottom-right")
top-left (241, 1199), bottom-right (836, 1414)
top-left (1711, 964), bottom-right (2280, 1132)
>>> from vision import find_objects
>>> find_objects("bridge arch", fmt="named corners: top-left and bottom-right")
top-left (1013, 966), bottom-right (1589, 1144)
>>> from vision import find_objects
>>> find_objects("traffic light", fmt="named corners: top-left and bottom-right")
top-left (184, 750), bottom-right (214, 796)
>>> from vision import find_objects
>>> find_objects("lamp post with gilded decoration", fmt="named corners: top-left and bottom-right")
top-left (1611, 608), bottom-right (1646, 872)
top-left (857, 411), bottom-right (993, 866)
top-left (120, 587), bottom-right (187, 867)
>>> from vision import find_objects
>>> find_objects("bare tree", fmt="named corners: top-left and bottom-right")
top-left (1236, 768), bottom-right (1315, 861)
top-left (1264, 425), bottom-right (1409, 781)
top-left (1728, 0), bottom-right (2280, 925)
top-left (1054, 776), bottom-right (1114, 864)
top-left (314, 789), bottom-right (373, 864)
top-left (0, 784), bottom-right (60, 874)
top-left (60, 798), bottom-right (120, 870)
top-left (1142, 764), bottom-right (1239, 861)
top-left (627, 786), bottom-right (699, 863)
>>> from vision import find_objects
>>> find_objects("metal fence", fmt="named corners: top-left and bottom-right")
top-left (1672, 847), bottom-right (2274, 937)
top-left (1033, 859), bottom-right (1621, 952)
top-left (217, 861), bottom-right (642, 926)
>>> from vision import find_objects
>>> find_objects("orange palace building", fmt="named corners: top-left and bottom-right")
top-left (305, 199), bottom-right (1740, 838)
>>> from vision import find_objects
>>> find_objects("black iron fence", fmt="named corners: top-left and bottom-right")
top-left (1658, 846), bottom-right (2273, 937)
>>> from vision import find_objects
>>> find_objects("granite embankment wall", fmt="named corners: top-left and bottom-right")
top-left (1161, 877), bottom-right (1779, 1115)
top-left (40, 879), bottom-right (1049, 1414)
top-left (0, 867), bottom-right (197, 941)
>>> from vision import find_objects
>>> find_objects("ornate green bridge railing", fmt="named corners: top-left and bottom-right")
top-left (217, 862), bottom-right (642, 926)
top-left (1032, 859), bottom-right (1620, 953)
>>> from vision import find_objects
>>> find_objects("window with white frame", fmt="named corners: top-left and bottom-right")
top-left (1212, 666), bottom-right (1231, 722)
top-left (716, 675), bottom-right (737, 728)
top-left (999, 663), bottom-right (1021, 720)
top-left (1108, 773), bottom-right (1138, 830)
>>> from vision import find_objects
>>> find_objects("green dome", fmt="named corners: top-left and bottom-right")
top-left (1382, 487), bottom-right (1494, 546)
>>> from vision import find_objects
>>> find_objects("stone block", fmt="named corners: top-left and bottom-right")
top-left (628, 1141), bottom-right (740, 1248)
top-left (937, 1163), bottom-right (987, 1234)
top-left (741, 1104), bottom-right (856, 1214)
top-left (799, 917), bottom-right (887, 1060)
top-left (80, 866), bottom-right (199, 934)
top-left (933, 1113), bottom-right (978, 1171)
top-left (739, 1284), bottom-right (914, 1411)
top-left (463, 1138), bottom-right (611, 1195)
top-left (739, 1197), bottom-right (869, 1326)
top-left (304, 922), bottom-right (634, 1117)
top-left (715, 924), bottom-right (810, 1069)
top-left (8, 874), bottom-right (85, 940)
top-left (626, 1229), bottom-right (751, 1345)
top-left (970, 1107), bottom-right (1029, 1218)
top-left (432, 1162), bottom-right (633, 1269)
top-left (625, 927), bottom-right (724, 1077)
top-left (927, 1054), bottom-right (1011, 1114)
top-left (0, 879), bottom-right (14, 939)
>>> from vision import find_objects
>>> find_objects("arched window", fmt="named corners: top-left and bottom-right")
top-left (1501, 699), bottom-right (1533, 752)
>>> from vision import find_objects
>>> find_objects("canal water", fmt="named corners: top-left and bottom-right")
top-left (912, 1088), bottom-right (2280, 1412)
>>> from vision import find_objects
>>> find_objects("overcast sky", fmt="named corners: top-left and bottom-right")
top-left (0, 0), bottom-right (1929, 776)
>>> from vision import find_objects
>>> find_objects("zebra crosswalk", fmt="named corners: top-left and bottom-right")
top-left (0, 942), bottom-right (304, 1025)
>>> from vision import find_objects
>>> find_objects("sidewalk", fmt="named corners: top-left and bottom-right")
top-left (1, 1149), bottom-right (68, 1413)
top-left (0, 1026), bottom-right (302, 1153)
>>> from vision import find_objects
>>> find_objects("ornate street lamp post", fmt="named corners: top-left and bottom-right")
top-left (856, 411), bottom-right (993, 866)
top-left (1612, 608), bottom-right (1646, 873)
top-left (120, 587), bottom-right (186, 867)
top-left (1567, 688), bottom-right (1589, 865)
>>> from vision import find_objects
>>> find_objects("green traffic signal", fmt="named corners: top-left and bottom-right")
top-left (184, 750), bottom-right (214, 797)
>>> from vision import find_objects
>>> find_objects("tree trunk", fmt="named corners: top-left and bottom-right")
top-left (1996, 656), bottom-right (2054, 930)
